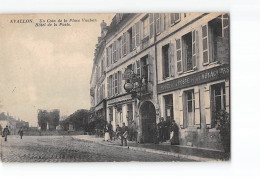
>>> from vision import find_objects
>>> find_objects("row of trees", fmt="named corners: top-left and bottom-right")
top-left (59, 109), bottom-right (106, 135)
top-left (38, 109), bottom-right (60, 131)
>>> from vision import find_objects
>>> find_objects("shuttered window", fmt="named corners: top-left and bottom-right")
top-left (149, 13), bottom-right (154, 38)
top-left (176, 38), bottom-right (183, 73)
top-left (202, 24), bottom-right (209, 64)
top-left (174, 13), bottom-right (181, 23)
top-left (132, 25), bottom-right (136, 49)
top-left (155, 13), bottom-right (160, 34)
top-left (118, 71), bottom-right (122, 94)
top-left (136, 22), bottom-right (140, 46)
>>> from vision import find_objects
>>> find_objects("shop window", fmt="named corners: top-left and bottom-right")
top-left (211, 83), bottom-right (226, 127)
top-left (162, 44), bottom-right (170, 78)
top-left (182, 32), bottom-right (193, 71)
top-left (184, 90), bottom-right (195, 128)
top-left (164, 94), bottom-right (173, 121)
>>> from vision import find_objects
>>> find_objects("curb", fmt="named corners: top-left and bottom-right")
top-left (71, 136), bottom-right (219, 162)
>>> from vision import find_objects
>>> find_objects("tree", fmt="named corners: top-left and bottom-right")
top-left (38, 110), bottom-right (48, 131)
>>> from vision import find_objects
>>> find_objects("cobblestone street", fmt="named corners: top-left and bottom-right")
top-left (0, 135), bottom-right (191, 162)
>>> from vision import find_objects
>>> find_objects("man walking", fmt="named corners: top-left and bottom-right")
top-left (2, 125), bottom-right (10, 142)
top-left (18, 127), bottom-right (24, 139)
top-left (120, 122), bottom-right (128, 146)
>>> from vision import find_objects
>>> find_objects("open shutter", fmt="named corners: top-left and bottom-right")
top-left (168, 43), bottom-right (175, 77)
top-left (126, 32), bottom-right (130, 54)
top-left (107, 77), bottom-right (110, 97)
top-left (204, 85), bottom-right (211, 128)
top-left (136, 60), bottom-right (140, 77)
top-left (132, 25), bottom-right (136, 49)
top-left (222, 14), bottom-right (229, 39)
top-left (176, 38), bottom-right (183, 73)
top-left (192, 30), bottom-right (199, 69)
top-left (202, 24), bottom-right (209, 64)
top-left (118, 71), bottom-right (122, 94)
top-left (155, 13), bottom-right (160, 34)
top-left (179, 91), bottom-right (184, 129)
top-left (149, 13), bottom-right (154, 38)
top-left (160, 14), bottom-right (164, 33)
top-left (194, 87), bottom-right (201, 128)
top-left (106, 48), bottom-right (109, 67)
top-left (148, 54), bottom-right (154, 84)
top-left (136, 22), bottom-right (140, 47)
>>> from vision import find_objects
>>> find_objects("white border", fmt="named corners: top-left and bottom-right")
top-left (1, 0), bottom-right (260, 179)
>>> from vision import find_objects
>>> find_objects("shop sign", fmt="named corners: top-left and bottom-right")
top-left (107, 94), bottom-right (132, 105)
top-left (157, 65), bottom-right (230, 94)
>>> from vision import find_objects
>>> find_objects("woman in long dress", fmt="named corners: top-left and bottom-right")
top-left (170, 120), bottom-right (179, 145)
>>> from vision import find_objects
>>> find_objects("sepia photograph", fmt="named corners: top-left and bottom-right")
top-left (0, 12), bottom-right (230, 162)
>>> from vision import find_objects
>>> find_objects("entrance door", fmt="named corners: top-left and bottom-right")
top-left (140, 101), bottom-right (156, 143)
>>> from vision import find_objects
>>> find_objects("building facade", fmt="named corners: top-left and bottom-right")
top-left (90, 13), bottom-right (230, 150)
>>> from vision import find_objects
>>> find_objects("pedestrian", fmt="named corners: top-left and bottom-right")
top-left (107, 121), bottom-right (113, 141)
top-left (18, 127), bottom-right (24, 139)
top-left (120, 122), bottom-right (128, 146)
top-left (170, 120), bottom-right (180, 145)
top-left (158, 117), bottom-right (165, 142)
top-left (128, 121), bottom-right (133, 141)
top-left (115, 124), bottom-right (121, 140)
top-left (104, 124), bottom-right (110, 141)
top-left (2, 125), bottom-right (10, 142)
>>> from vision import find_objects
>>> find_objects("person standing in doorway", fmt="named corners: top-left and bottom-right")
top-left (3, 125), bottom-right (10, 142)
top-left (18, 127), bottom-right (24, 139)
top-left (158, 117), bottom-right (165, 142)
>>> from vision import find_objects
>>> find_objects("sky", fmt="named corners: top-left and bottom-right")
top-left (0, 13), bottom-right (114, 126)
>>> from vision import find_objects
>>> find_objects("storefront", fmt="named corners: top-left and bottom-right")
top-left (157, 64), bottom-right (230, 150)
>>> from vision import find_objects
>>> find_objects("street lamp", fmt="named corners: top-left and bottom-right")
top-left (123, 74), bottom-right (146, 100)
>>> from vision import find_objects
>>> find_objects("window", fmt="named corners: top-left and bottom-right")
top-left (162, 44), bottom-right (170, 78)
top-left (164, 94), bottom-right (173, 121)
top-left (184, 90), bottom-right (195, 128)
top-left (143, 17), bottom-right (149, 38)
top-left (108, 75), bottom-right (113, 97)
top-left (170, 13), bottom-right (181, 25)
top-left (203, 14), bottom-right (230, 64)
top-left (211, 83), bottom-right (226, 127)
top-left (182, 32), bottom-right (193, 71)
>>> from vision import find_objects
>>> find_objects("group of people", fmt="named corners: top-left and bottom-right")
top-left (1, 125), bottom-right (24, 141)
top-left (158, 117), bottom-right (179, 145)
top-left (103, 118), bottom-right (179, 146)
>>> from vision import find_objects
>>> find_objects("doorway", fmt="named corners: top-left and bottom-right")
top-left (140, 101), bottom-right (156, 143)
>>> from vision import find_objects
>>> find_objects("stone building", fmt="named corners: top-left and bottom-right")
top-left (90, 13), bottom-right (230, 150)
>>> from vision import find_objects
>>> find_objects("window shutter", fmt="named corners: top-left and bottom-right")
top-left (155, 13), bottom-right (160, 34)
top-left (194, 87), bottom-right (201, 128)
top-left (179, 91), bottom-right (184, 129)
top-left (149, 13), bottom-right (154, 38)
top-left (112, 74), bottom-right (115, 96)
top-left (192, 30), bottom-right (199, 69)
top-left (136, 60), bottom-right (140, 77)
top-left (168, 43), bottom-right (175, 77)
top-left (222, 14), bottom-right (229, 39)
top-left (107, 77), bottom-right (110, 97)
top-left (176, 38), bottom-right (183, 73)
top-left (148, 54), bottom-right (154, 84)
top-left (160, 14), bottom-right (164, 33)
top-left (132, 25), bottom-right (136, 49)
top-left (136, 22), bottom-right (140, 47)
top-left (170, 13), bottom-right (174, 25)
top-left (126, 32), bottom-right (130, 54)
top-left (106, 48), bottom-right (109, 67)
top-left (202, 24), bottom-right (209, 64)
top-left (204, 85), bottom-right (211, 128)
top-left (118, 71), bottom-right (122, 94)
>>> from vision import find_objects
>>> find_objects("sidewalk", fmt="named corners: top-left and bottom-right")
top-left (71, 135), bottom-right (227, 162)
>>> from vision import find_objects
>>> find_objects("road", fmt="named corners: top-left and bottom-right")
top-left (1, 135), bottom-right (191, 162)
